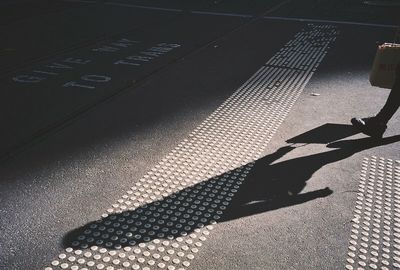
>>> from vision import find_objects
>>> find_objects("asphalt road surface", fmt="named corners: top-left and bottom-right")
top-left (1, 1), bottom-right (400, 270)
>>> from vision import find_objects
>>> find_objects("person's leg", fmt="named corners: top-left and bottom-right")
top-left (374, 68), bottom-right (400, 124)
top-left (351, 64), bottom-right (400, 138)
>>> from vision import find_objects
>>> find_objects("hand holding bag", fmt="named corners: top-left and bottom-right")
top-left (369, 28), bottom-right (400, 89)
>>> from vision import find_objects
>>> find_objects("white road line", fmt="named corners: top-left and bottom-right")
top-left (264, 16), bottom-right (399, 28)
top-left (190, 11), bottom-right (253, 18)
top-left (62, 0), bottom-right (96, 3)
top-left (105, 2), bottom-right (183, 12)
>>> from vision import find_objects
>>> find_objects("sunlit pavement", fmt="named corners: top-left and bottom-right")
top-left (1, 1), bottom-right (400, 269)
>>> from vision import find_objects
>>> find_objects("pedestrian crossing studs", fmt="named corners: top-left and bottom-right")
top-left (47, 24), bottom-right (338, 270)
top-left (346, 157), bottom-right (400, 269)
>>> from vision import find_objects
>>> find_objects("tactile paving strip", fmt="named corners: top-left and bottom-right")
top-left (345, 156), bottom-right (400, 270)
top-left (46, 24), bottom-right (338, 270)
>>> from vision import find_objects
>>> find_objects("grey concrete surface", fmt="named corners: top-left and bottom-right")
top-left (1, 1), bottom-right (400, 270)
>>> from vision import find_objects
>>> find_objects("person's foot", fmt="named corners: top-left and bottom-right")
top-left (351, 117), bottom-right (387, 138)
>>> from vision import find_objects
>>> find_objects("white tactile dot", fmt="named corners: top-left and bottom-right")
top-left (370, 263), bottom-right (378, 269)
top-left (345, 157), bottom-right (400, 270)
top-left (177, 252), bottom-right (185, 257)
top-left (84, 252), bottom-right (92, 258)
top-left (59, 254), bottom-right (67, 260)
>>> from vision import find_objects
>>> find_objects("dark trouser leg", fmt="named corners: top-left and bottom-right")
top-left (375, 67), bottom-right (400, 124)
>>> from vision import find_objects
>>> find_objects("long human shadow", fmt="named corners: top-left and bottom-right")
top-left (221, 125), bottom-right (400, 221)
top-left (63, 124), bottom-right (400, 249)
